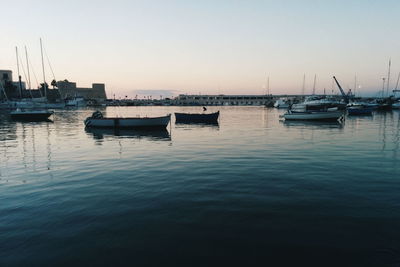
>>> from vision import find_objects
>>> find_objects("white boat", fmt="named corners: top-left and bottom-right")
top-left (274, 98), bottom-right (290, 108)
top-left (66, 96), bottom-right (86, 107)
top-left (282, 110), bottom-right (344, 121)
top-left (84, 111), bottom-right (171, 129)
top-left (10, 108), bottom-right (54, 121)
top-left (302, 96), bottom-right (346, 110)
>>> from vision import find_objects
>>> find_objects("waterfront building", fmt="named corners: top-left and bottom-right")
top-left (0, 70), bottom-right (13, 87)
top-left (57, 80), bottom-right (107, 101)
top-left (0, 69), bottom-right (26, 98)
top-left (173, 94), bottom-right (275, 106)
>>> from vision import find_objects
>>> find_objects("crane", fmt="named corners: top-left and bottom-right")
top-left (333, 76), bottom-right (350, 103)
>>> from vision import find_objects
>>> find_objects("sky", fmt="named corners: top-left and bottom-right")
top-left (1, 0), bottom-right (400, 98)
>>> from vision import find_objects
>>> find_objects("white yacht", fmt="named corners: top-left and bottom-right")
top-left (66, 96), bottom-right (86, 107)
top-left (274, 98), bottom-right (290, 108)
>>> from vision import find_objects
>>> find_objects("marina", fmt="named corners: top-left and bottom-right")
top-left (2, 1), bottom-right (400, 265)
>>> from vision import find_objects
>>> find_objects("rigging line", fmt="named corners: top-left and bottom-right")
top-left (28, 59), bottom-right (42, 96)
top-left (18, 53), bottom-right (33, 98)
top-left (43, 45), bottom-right (56, 80)
top-left (24, 46), bottom-right (31, 90)
top-left (43, 42), bottom-right (63, 98)
top-left (15, 47), bottom-right (22, 98)
top-left (394, 72), bottom-right (400, 91)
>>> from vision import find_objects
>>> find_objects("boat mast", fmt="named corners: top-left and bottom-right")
top-left (354, 74), bottom-right (357, 97)
top-left (386, 58), bottom-right (391, 97)
top-left (301, 74), bottom-right (305, 96)
top-left (312, 74), bottom-right (316, 95)
top-left (40, 38), bottom-right (47, 98)
top-left (382, 78), bottom-right (386, 98)
top-left (267, 75), bottom-right (270, 95)
top-left (16, 47), bottom-right (23, 98)
top-left (24, 46), bottom-right (31, 90)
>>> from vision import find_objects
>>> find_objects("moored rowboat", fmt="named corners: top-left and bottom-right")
top-left (84, 111), bottom-right (171, 129)
top-left (282, 110), bottom-right (344, 121)
top-left (175, 111), bottom-right (219, 123)
top-left (10, 109), bottom-right (54, 121)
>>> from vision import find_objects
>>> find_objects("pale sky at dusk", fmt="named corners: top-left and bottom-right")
top-left (1, 0), bottom-right (400, 98)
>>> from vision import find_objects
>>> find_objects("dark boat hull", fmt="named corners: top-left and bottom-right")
top-left (347, 107), bottom-right (373, 115)
top-left (10, 112), bottom-right (53, 121)
top-left (376, 104), bottom-right (392, 111)
top-left (175, 111), bottom-right (219, 123)
top-left (84, 115), bottom-right (171, 129)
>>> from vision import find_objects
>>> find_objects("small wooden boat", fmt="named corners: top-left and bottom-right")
top-left (282, 110), bottom-right (344, 121)
top-left (84, 111), bottom-right (171, 129)
top-left (10, 109), bottom-right (54, 121)
top-left (175, 111), bottom-right (219, 123)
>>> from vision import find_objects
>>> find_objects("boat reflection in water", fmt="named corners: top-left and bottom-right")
top-left (85, 127), bottom-right (171, 141)
top-left (175, 121), bottom-right (220, 130)
top-left (281, 120), bottom-right (344, 129)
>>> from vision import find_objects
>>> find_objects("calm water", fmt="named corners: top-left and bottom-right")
top-left (1, 106), bottom-right (400, 266)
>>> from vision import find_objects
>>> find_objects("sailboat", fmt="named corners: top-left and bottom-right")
top-left (10, 41), bottom-right (54, 121)
top-left (376, 59), bottom-right (394, 111)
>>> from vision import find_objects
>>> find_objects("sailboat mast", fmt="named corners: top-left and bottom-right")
top-left (16, 47), bottom-right (23, 98)
top-left (302, 74), bottom-right (305, 95)
top-left (267, 76), bottom-right (270, 95)
top-left (386, 58), bottom-right (391, 97)
top-left (24, 46), bottom-right (31, 90)
top-left (354, 74), bottom-right (357, 97)
top-left (40, 38), bottom-right (47, 98)
top-left (312, 74), bottom-right (316, 95)
top-left (382, 78), bottom-right (386, 98)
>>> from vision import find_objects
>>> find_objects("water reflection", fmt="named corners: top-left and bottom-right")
top-left (175, 122), bottom-right (220, 130)
top-left (281, 120), bottom-right (344, 129)
top-left (85, 127), bottom-right (171, 141)
top-left (0, 121), bottom-right (17, 142)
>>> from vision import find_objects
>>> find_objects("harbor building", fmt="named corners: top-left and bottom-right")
top-left (57, 80), bottom-right (107, 101)
top-left (0, 69), bottom-right (27, 98)
top-left (0, 70), bottom-right (13, 86)
top-left (173, 94), bottom-right (276, 106)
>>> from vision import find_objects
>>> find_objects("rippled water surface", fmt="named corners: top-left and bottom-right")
top-left (1, 106), bottom-right (400, 266)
